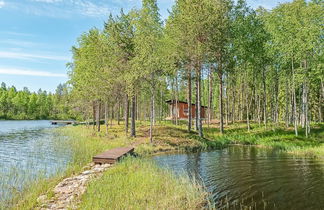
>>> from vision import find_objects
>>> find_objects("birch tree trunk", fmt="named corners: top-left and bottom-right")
top-left (150, 73), bottom-right (155, 143)
top-left (153, 92), bottom-right (155, 126)
top-left (218, 61), bottom-right (224, 134)
top-left (135, 94), bottom-right (138, 121)
top-left (117, 99), bottom-right (120, 125)
top-left (305, 82), bottom-right (310, 137)
top-left (304, 59), bottom-right (310, 137)
top-left (175, 75), bottom-right (179, 125)
top-left (171, 79), bottom-right (175, 124)
top-left (96, 100), bottom-right (101, 132)
top-left (257, 94), bottom-right (261, 126)
top-left (187, 68), bottom-right (192, 132)
top-left (159, 88), bottom-right (163, 122)
top-left (208, 65), bottom-right (213, 127)
top-left (197, 65), bottom-right (203, 137)
top-left (105, 101), bottom-right (108, 135)
top-left (92, 101), bottom-right (96, 131)
top-left (124, 94), bottom-right (129, 134)
top-left (149, 88), bottom-right (154, 143)
top-left (131, 95), bottom-right (136, 137)
top-left (226, 91), bottom-right (229, 126)
top-left (275, 89), bottom-right (279, 126)
top-left (319, 81), bottom-right (323, 122)
top-left (195, 73), bottom-right (199, 131)
top-left (285, 77), bottom-right (290, 127)
top-left (110, 104), bottom-right (113, 128)
top-left (246, 91), bottom-right (250, 132)
top-left (232, 89), bottom-right (235, 124)
top-left (292, 59), bottom-right (298, 136)
top-left (240, 83), bottom-right (243, 121)
top-left (262, 67), bottom-right (267, 128)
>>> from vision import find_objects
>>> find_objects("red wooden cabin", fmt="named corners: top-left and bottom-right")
top-left (166, 100), bottom-right (207, 120)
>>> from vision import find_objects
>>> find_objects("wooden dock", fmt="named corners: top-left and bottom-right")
top-left (51, 120), bottom-right (76, 125)
top-left (92, 147), bottom-right (134, 164)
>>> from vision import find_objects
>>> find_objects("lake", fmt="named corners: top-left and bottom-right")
top-left (154, 146), bottom-right (324, 210)
top-left (0, 120), bottom-right (71, 203)
top-left (1, 121), bottom-right (324, 209)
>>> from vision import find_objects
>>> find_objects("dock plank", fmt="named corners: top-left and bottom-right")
top-left (51, 120), bottom-right (76, 125)
top-left (93, 147), bottom-right (134, 164)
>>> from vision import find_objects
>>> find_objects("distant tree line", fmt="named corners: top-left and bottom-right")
top-left (0, 82), bottom-right (77, 120)
top-left (66, 0), bottom-right (322, 139)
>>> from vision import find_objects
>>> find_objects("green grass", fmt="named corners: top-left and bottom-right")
top-left (132, 121), bottom-right (323, 158)
top-left (4, 121), bottom-right (323, 209)
top-left (6, 126), bottom-right (134, 209)
top-left (80, 157), bottom-right (207, 210)
top-left (203, 122), bottom-right (324, 158)
top-left (6, 123), bottom-right (209, 209)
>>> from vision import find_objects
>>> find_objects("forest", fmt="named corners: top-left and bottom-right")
top-left (68, 0), bottom-right (323, 140)
top-left (0, 82), bottom-right (75, 120)
top-left (3, 0), bottom-right (322, 138)
top-left (0, 1), bottom-right (323, 209)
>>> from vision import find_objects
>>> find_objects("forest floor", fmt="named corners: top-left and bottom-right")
top-left (134, 120), bottom-right (324, 158)
top-left (8, 121), bottom-right (324, 209)
top-left (204, 121), bottom-right (324, 158)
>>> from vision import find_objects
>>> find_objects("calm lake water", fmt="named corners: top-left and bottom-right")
top-left (1, 121), bottom-right (324, 209)
top-left (154, 146), bottom-right (324, 210)
top-left (0, 120), bottom-right (72, 202)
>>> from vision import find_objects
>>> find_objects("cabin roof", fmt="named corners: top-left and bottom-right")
top-left (165, 100), bottom-right (208, 108)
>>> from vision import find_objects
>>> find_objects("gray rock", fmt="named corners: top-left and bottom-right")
top-left (37, 161), bottom-right (113, 209)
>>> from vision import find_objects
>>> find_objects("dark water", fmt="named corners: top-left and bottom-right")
top-left (153, 146), bottom-right (324, 210)
top-left (0, 120), bottom-right (72, 202)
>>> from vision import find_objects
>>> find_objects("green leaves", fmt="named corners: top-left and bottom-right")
top-left (66, 0), bottom-right (323, 130)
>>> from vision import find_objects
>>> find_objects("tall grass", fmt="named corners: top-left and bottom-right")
top-left (80, 157), bottom-right (207, 210)
top-left (6, 124), bottom-right (209, 209)
top-left (204, 122), bottom-right (324, 158)
top-left (6, 126), bottom-right (133, 209)
top-left (4, 121), bottom-right (323, 209)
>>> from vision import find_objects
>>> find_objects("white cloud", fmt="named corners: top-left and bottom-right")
top-left (0, 31), bottom-right (34, 37)
top-left (18, 0), bottom-right (112, 17)
top-left (0, 51), bottom-right (70, 61)
top-left (0, 68), bottom-right (66, 77)
top-left (0, 39), bottom-right (39, 47)
top-left (0, 1), bottom-right (5, 8)
top-left (75, 1), bottom-right (110, 17)
top-left (33, 0), bottom-right (62, 2)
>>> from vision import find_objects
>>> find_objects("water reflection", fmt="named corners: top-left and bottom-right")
top-left (0, 121), bottom-right (72, 202)
top-left (154, 146), bottom-right (324, 210)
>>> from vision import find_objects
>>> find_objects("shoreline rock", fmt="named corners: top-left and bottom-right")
top-left (38, 163), bottom-right (111, 210)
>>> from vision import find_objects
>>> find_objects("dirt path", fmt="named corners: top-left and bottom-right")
top-left (37, 163), bottom-right (111, 210)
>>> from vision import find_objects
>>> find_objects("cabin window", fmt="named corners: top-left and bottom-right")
top-left (183, 108), bottom-right (188, 116)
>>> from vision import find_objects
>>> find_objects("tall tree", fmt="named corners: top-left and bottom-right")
top-left (132, 0), bottom-right (163, 142)
top-left (207, 0), bottom-right (232, 134)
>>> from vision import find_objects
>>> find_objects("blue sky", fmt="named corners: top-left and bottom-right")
top-left (0, 0), bottom-right (291, 93)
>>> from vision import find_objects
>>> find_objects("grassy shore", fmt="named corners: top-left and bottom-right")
top-left (80, 157), bottom-right (206, 209)
top-left (204, 122), bottom-right (324, 158)
top-left (131, 120), bottom-right (323, 158)
top-left (6, 121), bottom-right (209, 210)
top-left (5, 121), bottom-right (323, 209)
top-left (6, 126), bottom-right (131, 210)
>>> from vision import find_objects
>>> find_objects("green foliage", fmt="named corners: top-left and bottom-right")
top-left (6, 121), bottom-right (323, 209)
top-left (80, 157), bottom-right (207, 210)
top-left (67, 0), bottom-right (323, 137)
top-left (0, 83), bottom-right (76, 120)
